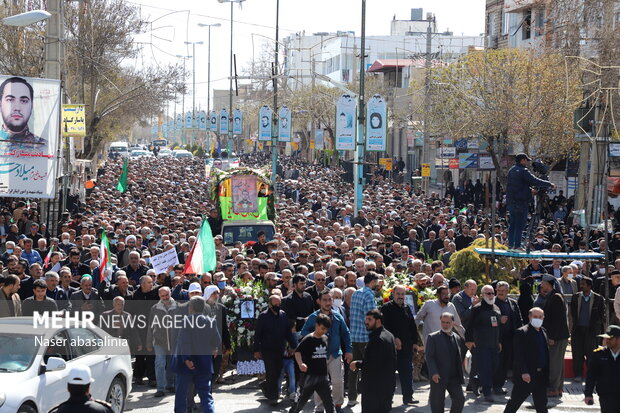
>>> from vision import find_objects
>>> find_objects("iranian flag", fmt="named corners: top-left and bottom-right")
top-left (99, 231), bottom-right (112, 282)
top-left (459, 207), bottom-right (467, 214)
top-left (43, 245), bottom-right (54, 267)
top-left (183, 219), bottom-right (216, 274)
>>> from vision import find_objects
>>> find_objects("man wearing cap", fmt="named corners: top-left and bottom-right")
top-left (506, 154), bottom-right (554, 251)
top-left (49, 365), bottom-right (113, 412)
top-left (584, 325), bottom-right (620, 412)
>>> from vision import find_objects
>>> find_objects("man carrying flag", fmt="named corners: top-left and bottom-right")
top-left (99, 231), bottom-right (113, 286)
top-left (117, 158), bottom-right (129, 193)
top-left (183, 219), bottom-right (217, 275)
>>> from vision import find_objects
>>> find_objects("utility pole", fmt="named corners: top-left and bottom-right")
top-left (271, 0), bottom-right (280, 195)
top-left (185, 41), bottom-right (203, 147)
top-left (228, 1), bottom-right (234, 154)
top-left (421, 15), bottom-right (434, 194)
top-left (354, 0), bottom-right (367, 215)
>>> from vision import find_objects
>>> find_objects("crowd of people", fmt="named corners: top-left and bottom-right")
top-left (0, 152), bottom-right (618, 413)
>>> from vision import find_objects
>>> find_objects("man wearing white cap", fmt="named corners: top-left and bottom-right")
top-left (49, 365), bottom-right (113, 412)
top-left (204, 284), bottom-right (231, 383)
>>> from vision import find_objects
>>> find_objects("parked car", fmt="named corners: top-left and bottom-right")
top-left (0, 318), bottom-right (132, 413)
top-left (130, 149), bottom-right (151, 158)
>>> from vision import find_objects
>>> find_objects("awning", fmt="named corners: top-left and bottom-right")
top-left (367, 59), bottom-right (426, 73)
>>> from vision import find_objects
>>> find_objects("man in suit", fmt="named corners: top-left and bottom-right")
top-left (504, 307), bottom-right (550, 413)
top-left (569, 276), bottom-right (605, 382)
top-left (349, 308), bottom-right (397, 413)
top-left (540, 275), bottom-right (569, 397)
top-left (0, 274), bottom-right (21, 317)
top-left (172, 296), bottom-right (220, 413)
top-left (69, 275), bottom-right (105, 318)
top-left (426, 312), bottom-right (466, 413)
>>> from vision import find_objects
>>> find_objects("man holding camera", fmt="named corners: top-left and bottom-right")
top-left (506, 153), bottom-right (554, 251)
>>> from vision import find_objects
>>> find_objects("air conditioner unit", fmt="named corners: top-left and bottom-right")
top-left (486, 35), bottom-right (499, 48)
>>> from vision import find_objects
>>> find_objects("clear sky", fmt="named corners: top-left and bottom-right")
top-left (129, 0), bottom-right (486, 114)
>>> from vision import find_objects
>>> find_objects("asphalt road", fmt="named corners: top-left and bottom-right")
top-left (124, 373), bottom-right (601, 413)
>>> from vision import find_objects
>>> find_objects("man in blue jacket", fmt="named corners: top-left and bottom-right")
top-left (506, 153), bottom-right (554, 251)
top-left (172, 296), bottom-right (221, 413)
top-left (301, 290), bottom-right (353, 413)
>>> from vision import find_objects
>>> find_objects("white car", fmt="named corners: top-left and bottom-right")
top-left (173, 149), bottom-right (193, 159)
top-left (158, 148), bottom-right (172, 157)
top-left (0, 318), bottom-right (132, 413)
top-left (130, 149), bottom-right (151, 158)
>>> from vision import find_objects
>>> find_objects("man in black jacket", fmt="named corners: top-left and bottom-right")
top-left (504, 307), bottom-right (550, 413)
top-left (569, 276), bottom-right (605, 382)
top-left (505, 153), bottom-right (553, 250)
top-left (584, 325), bottom-right (620, 413)
top-left (493, 281), bottom-right (523, 394)
top-left (426, 312), bottom-right (466, 413)
top-left (540, 275), bottom-right (569, 397)
top-left (254, 295), bottom-right (297, 406)
top-left (381, 284), bottom-right (422, 405)
top-left (465, 284), bottom-right (502, 403)
top-left (350, 308), bottom-right (396, 413)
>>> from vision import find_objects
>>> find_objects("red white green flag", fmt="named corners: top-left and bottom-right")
top-left (99, 231), bottom-right (112, 282)
top-left (43, 244), bottom-right (54, 267)
top-left (183, 219), bottom-right (217, 274)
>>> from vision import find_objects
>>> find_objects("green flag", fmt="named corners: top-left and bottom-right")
top-left (116, 158), bottom-right (128, 193)
top-left (459, 207), bottom-right (467, 214)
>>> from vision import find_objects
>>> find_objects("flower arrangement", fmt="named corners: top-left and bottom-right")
top-left (220, 280), bottom-right (269, 350)
top-left (377, 273), bottom-right (430, 308)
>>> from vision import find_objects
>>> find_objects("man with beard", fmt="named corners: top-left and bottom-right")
top-left (0, 77), bottom-right (48, 152)
top-left (465, 285), bottom-right (502, 403)
top-left (347, 272), bottom-right (378, 407)
top-left (349, 309), bottom-right (396, 412)
top-left (493, 281), bottom-right (523, 395)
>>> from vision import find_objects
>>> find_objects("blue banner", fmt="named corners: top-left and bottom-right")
top-left (220, 108), bottom-right (229, 134)
top-left (278, 106), bottom-right (292, 142)
top-left (209, 110), bottom-right (218, 132)
top-left (198, 110), bottom-right (207, 131)
top-left (185, 111), bottom-right (192, 129)
top-left (258, 105), bottom-right (272, 141)
top-left (366, 94), bottom-right (387, 151)
top-left (233, 109), bottom-right (243, 135)
top-left (315, 129), bottom-right (324, 150)
top-left (335, 94), bottom-right (356, 150)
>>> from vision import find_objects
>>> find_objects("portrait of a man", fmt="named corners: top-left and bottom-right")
top-left (0, 77), bottom-right (47, 153)
top-left (261, 115), bottom-right (270, 129)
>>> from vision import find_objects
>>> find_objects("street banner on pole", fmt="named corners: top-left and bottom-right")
top-left (335, 94), bottom-right (356, 150)
top-left (258, 105), bottom-right (272, 141)
top-left (176, 113), bottom-right (183, 130)
top-left (459, 153), bottom-right (479, 169)
top-left (278, 106), bottom-right (292, 142)
top-left (315, 129), bottom-right (324, 150)
top-left (185, 111), bottom-right (192, 129)
top-left (219, 108), bottom-right (229, 134)
top-left (233, 109), bottom-right (243, 135)
top-left (209, 110), bottom-right (218, 132)
top-left (198, 110), bottom-right (207, 131)
top-left (61, 104), bottom-right (86, 137)
top-left (366, 94), bottom-right (386, 151)
top-left (0, 75), bottom-right (60, 198)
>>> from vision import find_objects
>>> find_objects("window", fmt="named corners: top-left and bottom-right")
top-left (45, 330), bottom-right (73, 362)
top-left (535, 8), bottom-right (545, 36)
top-left (523, 9), bottom-right (532, 40)
top-left (68, 328), bottom-right (102, 357)
top-left (487, 12), bottom-right (496, 37)
top-left (502, 10), bottom-right (510, 35)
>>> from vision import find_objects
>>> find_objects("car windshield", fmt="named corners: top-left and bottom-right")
top-left (0, 334), bottom-right (38, 372)
top-left (222, 224), bottom-right (275, 245)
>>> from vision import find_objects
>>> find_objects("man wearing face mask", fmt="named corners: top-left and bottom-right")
top-left (254, 295), bottom-right (298, 406)
top-left (584, 325), bottom-right (620, 413)
top-left (504, 307), bottom-right (549, 413)
top-left (465, 285), bottom-right (502, 403)
top-left (204, 285), bottom-right (231, 384)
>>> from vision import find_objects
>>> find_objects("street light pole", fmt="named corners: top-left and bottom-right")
top-left (198, 23), bottom-right (221, 113)
top-left (184, 41), bottom-right (204, 147)
top-left (271, 0), bottom-right (280, 195)
top-left (229, 1), bottom-right (234, 154)
top-left (354, 0), bottom-right (367, 215)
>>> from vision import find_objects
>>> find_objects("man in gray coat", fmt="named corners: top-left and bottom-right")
top-left (426, 312), bottom-right (466, 413)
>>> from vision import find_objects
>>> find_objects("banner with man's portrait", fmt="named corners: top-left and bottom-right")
top-left (366, 94), bottom-right (387, 151)
top-left (209, 110), bottom-right (218, 132)
top-left (258, 105), bottom-right (272, 141)
top-left (278, 106), bottom-right (291, 142)
top-left (335, 94), bottom-right (356, 150)
top-left (231, 174), bottom-right (258, 214)
top-left (198, 110), bottom-right (208, 131)
top-left (233, 109), bottom-right (243, 135)
top-left (0, 75), bottom-right (60, 198)
top-left (220, 108), bottom-right (229, 134)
